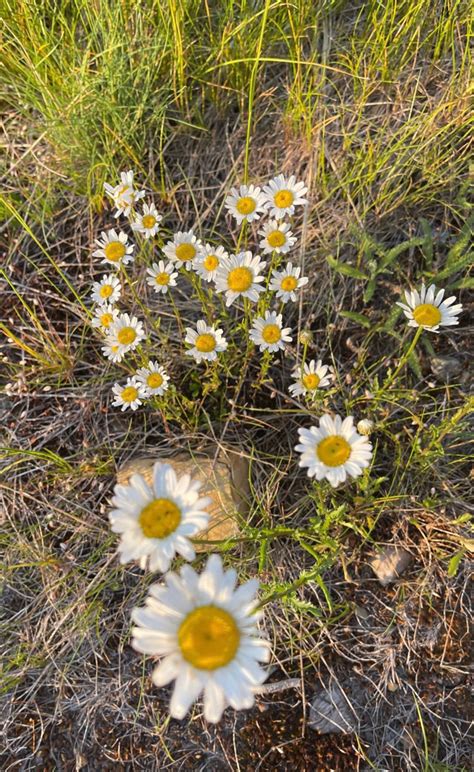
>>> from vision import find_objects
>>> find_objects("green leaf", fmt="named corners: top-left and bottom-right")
top-left (407, 350), bottom-right (422, 380)
top-left (326, 255), bottom-right (368, 280)
top-left (339, 310), bottom-right (371, 328)
top-left (363, 276), bottom-right (377, 303)
top-left (378, 236), bottom-right (426, 271)
top-left (436, 250), bottom-right (473, 281)
top-left (447, 550), bottom-right (465, 578)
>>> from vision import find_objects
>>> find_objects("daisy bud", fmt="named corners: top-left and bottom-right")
top-left (357, 418), bottom-right (374, 436)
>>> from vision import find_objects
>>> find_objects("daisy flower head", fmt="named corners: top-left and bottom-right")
top-left (214, 251), bottom-right (266, 307)
top-left (132, 202), bottom-right (162, 239)
top-left (263, 174), bottom-right (308, 219)
top-left (396, 283), bottom-right (463, 333)
top-left (110, 462), bottom-right (211, 572)
top-left (185, 320), bottom-right (228, 364)
top-left (259, 220), bottom-right (297, 255)
top-left (131, 553), bottom-right (271, 722)
top-left (136, 361), bottom-right (170, 396)
top-left (146, 260), bottom-right (178, 294)
top-left (249, 311), bottom-right (292, 353)
top-left (91, 274), bottom-right (121, 305)
top-left (224, 184), bottom-right (268, 225)
top-left (269, 262), bottom-right (309, 303)
top-left (193, 244), bottom-right (229, 282)
top-left (91, 303), bottom-right (119, 332)
top-left (104, 170), bottom-right (145, 218)
top-left (289, 359), bottom-right (333, 399)
top-left (295, 414), bottom-right (373, 488)
top-left (112, 377), bottom-right (147, 411)
top-left (107, 313), bottom-right (145, 358)
top-left (92, 229), bottom-right (134, 268)
top-left (163, 231), bottom-right (202, 269)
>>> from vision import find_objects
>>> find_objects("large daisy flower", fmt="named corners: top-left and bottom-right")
top-left (91, 303), bottom-right (119, 332)
top-left (224, 184), bottom-right (268, 225)
top-left (131, 554), bottom-right (271, 722)
top-left (136, 361), bottom-right (170, 396)
top-left (146, 260), bottom-right (178, 295)
top-left (193, 244), bottom-right (229, 282)
top-left (106, 313), bottom-right (145, 358)
top-left (249, 311), bottom-right (292, 353)
top-left (269, 262), bottom-right (309, 303)
top-left (295, 414), bottom-right (373, 487)
top-left (109, 462), bottom-right (211, 572)
top-left (112, 377), bottom-right (147, 411)
top-left (289, 359), bottom-right (333, 398)
top-left (396, 283), bottom-right (463, 333)
top-left (104, 170), bottom-right (145, 218)
top-left (258, 221), bottom-right (297, 255)
top-left (262, 174), bottom-right (308, 219)
top-left (214, 251), bottom-right (266, 307)
top-left (92, 229), bottom-right (134, 268)
top-left (185, 320), bottom-right (228, 363)
top-left (91, 274), bottom-right (121, 305)
top-left (163, 231), bottom-right (202, 269)
top-left (132, 202), bottom-right (162, 239)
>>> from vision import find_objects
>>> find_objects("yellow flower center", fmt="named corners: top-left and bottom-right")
top-left (155, 272), bottom-right (170, 285)
top-left (302, 373), bottom-right (320, 390)
top-left (175, 243), bottom-right (196, 263)
top-left (142, 214), bottom-right (156, 229)
top-left (236, 196), bottom-right (256, 215)
top-left (262, 323), bottom-right (281, 344)
top-left (117, 326), bottom-right (137, 345)
top-left (178, 605), bottom-right (240, 670)
top-left (104, 241), bottom-right (126, 262)
top-left (100, 312), bottom-right (113, 328)
top-left (100, 284), bottom-right (113, 298)
top-left (274, 189), bottom-right (294, 208)
top-left (412, 303), bottom-right (442, 327)
top-left (195, 333), bottom-right (216, 353)
top-left (138, 498), bottom-right (181, 539)
top-left (267, 230), bottom-right (286, 248)
top-left (121, 386), bottom-right (138, 404)
top-left (227, 266), bottom-right (253, 292)
top-left (147, 372), bottom-right (164, 389)
top-left (317, 435), bottom-right (351, 467)
top-left (281, 276), bottom-right (298, 292)
top-left (203, 254), bottom-right (219, 271)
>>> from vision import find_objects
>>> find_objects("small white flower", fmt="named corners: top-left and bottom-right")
top-left (112, 377), bottom-right (147, 411)
top-left (106, 313), bottom-right (145, 359)
top-left (214, 251), bottom-right (266, 307)
top-left (110, 461), bottom-right (211, 572)
top-left (92, 229), bottom-right (134, 267)
top-left (136, 361), bottom-right (170, 396)
top-left (132, 202), bottom-right (163, 239)
top-left (396, 283), bottom-right (463, 333)
top-left (104, 170), bottom-right (145, 218)
top-left (295, 414), bottom-right (373, 487)
top-left (262, 174), bottom-right (308, 219)
top-left (269, 262), bottom-right (309, 303)
top-left (91, 274), bottom-right (121, 305)
top-left (224, 184), bottom-right (268, 224)
top-left (357, 419), bottom-right (374, 436)
top-left (131, 553), bottom-right (271, 722)
top-left (163, 230), bottom-right (202, 269)
top-left (249, 311), bottom-right (292, 353)
top-left (146, 260), bottom-right (178, 294)
top-left (289, 360), bottom-right (333, 398)
top-left (91, 303), bottom-right (119, 332)
top-left (259, 221), bottom-right (297, 255)
top-left (185, 320), bottom-right (228, 363)
top-left (193, 244), bottom-right (229, 282)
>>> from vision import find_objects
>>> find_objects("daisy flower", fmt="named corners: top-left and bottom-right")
top-left (91, 303), bottom-right (119, 332)
top-left (132, 202), bottom-right (163, 239)
top-left (262, 174), bottom-right (308, 219)
top-left (136, 361), bottom-right (170, 396)
top-left (224, 184), bottom-right (268, 225)
top-left (295, 414), bottom-right (373, 488)
top-left (131, 554), bottom-right (271, 722)
top-left (249, 311), bottom-right (292, 353)
top-left (259, 221), bottom-right (297, 255)
top-left (109, 461), bottom-right (211, 572)
top-left (146, 260), bottom-right (178, 294)
top-left (396, 283), bottom-right (463, 333)
top-left (193, 244), bottom-right (228, 282)
top-left (214, 251), bottom-right (266, 307)
top-left (185, 320), bottom-right (228, 363)
top-left (107, 313), bottom-right (145, 358)
top-left (91, 274), bottom-right (121, 305)
top-left (269, 262), bottom-right (309, 303)
top-left (104, 170), bottom-right (145, 218)
top-left (163, 231), bottom-right (202, 269)
top-left (112, 377), bottom-right (147, 411)
top-left (289, 360), bottom-right (333, 398)
top-left (92, 229), bottom-right (134, 268)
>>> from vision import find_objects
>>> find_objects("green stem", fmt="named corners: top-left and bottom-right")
top-left (378, 326), bottom-right (423, 395)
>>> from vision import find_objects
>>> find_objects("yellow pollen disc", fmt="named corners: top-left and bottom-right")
top-left (178, 605), bottom-right (240, 670)
top-left (281, 276), bottom-right (298, 292)
top-left (274, 189), bottom-right (294, 208)
top-left (195, 333), bottom-right (216, 353)
top-left (302, 373), bottom-right (320, 390)
top-left (100, 312), bottom-right (113, 328)
top-left (317, 435), bottom-right (351, 467)
top-left (121, 386), bottom-right (138, 403)
top-left (147, 372), bottom-right (163, 389)
top-left (412, 303), bottom-right (442, 327)
top-left (262, 323), bottom-right (281, 344)
top-left (155, 272), bottom-right (170, 285)
top-left (139, 498), bottom-right (181, 539)
top-left (104, 241), bottom-right (126, 262)
top-left (117, 326), bottom-right (137, 345)
top-left (236, 196), bottom-right (256, 215)
top-left (100, 285), bottom-right (113, 298)
top-left (175, 243), bottom-right (196, 263)
top-left (142, 214), bottom-right (156, 229)
top-left (203, 254), bottom-right (219, 271)
top-left (227, 266), bottom-right (253, 292)
top-left (267, 230), bottom-right (286, 248)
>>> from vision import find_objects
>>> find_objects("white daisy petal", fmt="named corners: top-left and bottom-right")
top-left (185, 320), bottom-right (228, 363)
top-left (396, 282), bottom-right (462, 333)
top-left (249, 310), bottom-right (292, 353)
